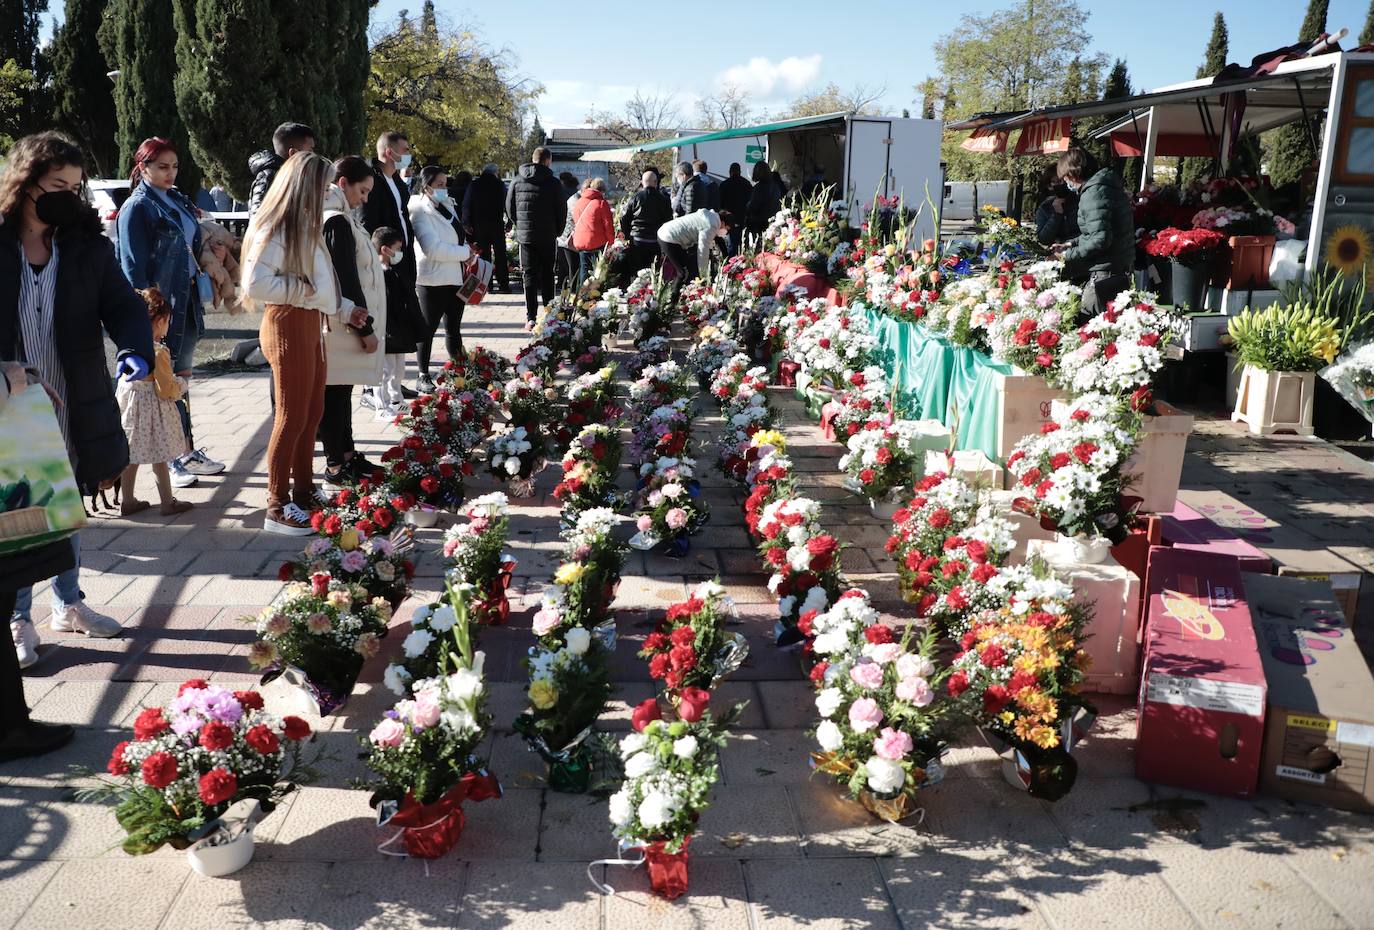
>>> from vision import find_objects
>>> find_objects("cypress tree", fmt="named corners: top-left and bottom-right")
top-left (1360, 0), bottom-right (1374, 46)
top-left (1265, 0), bottom-right (1328, 186)
top-left (1180, 13), bottom-right (1230, 188)
top-left (1099, 59), bottom-right (1141, 190)
top-left (99, 0), bottom-right (201, 192)
top-left (50, 0), bottom-right (119, 177)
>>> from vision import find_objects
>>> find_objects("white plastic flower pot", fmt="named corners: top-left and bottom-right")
top-left (1231, 366), bottom-right (1316, 436)
top-left (869, 497), bottom-right (902, 521)
top-left (405, 506), bottom-right (439, 528)
top-left (187, 828), bottom-right (256, 877)
top-left (1051, 533), bottom-right (1112, 565)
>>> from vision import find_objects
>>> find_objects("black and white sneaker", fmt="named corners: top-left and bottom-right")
top-left (168, 458), bottom-right (199, 488)
top-left (359, 389), bottom-right (381, 411)
top-left (416, 374), bottom-right (436, 394)
top-left (321, 466), bottom-right (350, 493)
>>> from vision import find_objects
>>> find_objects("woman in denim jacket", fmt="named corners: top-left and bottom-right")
top-left (117, 137), bottom-right (224, 487)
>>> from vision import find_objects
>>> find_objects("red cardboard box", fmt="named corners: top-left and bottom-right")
top-left (1136, 547), bottom-right (1267, 798)
top-left (1159, 502), bottom-right (1274, 574)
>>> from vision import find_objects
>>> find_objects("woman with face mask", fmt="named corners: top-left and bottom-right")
top-left (408, 165), bottom-right (471, 386)
top-left (318, 155), bottom-right (387, 490)
top-left (0, 131), bottom-right (155, 667)
top-left (116, 137), bottom-right (225, 488)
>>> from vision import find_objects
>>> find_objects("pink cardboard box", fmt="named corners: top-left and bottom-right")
top-left (1159, 502), bottom-right (1274, 574)
top-left (1136, 547), bottom-right (1267, 798)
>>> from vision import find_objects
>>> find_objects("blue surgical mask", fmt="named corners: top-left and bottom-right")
top-left (395, 152), bottom-right (412, 171)
top-left (432, 188), bottom-right (450, 203)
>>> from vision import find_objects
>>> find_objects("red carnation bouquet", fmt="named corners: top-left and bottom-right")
top-left (75, 679), bottom-right (320, 856)
top-left (1142, 226), bottom-right (1226, 267)
top-left (276, 486), bottom-right (415, 610)
top-left (640, 580), bottom-right (748, 700)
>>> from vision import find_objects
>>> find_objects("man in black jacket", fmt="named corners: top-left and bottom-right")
top-left (506, 146), bottom-right (566, 329)
top-left (671, 161), bottom-right (706, 217)
top-left (619, 169), bottom-right (673, 278)
top-left (246, 122), bottom-right (316, 216)
top-left (463, 163), bottom-right (509, 293)
top-left (719, 162), bottom-right (752, 255)
top-left (361, 130), bottom-right (429, 393)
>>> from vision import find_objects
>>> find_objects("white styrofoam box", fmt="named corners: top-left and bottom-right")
top-left (1231, 366), bottom-right (1316, 436)
top-left (991, 371), bottom-right (1065, 465)
top-left (1124, 400), bottom-right (1194, 514)
top-left (923, 448), bottom-right (1002, 489)
top-left (1211, 287), bottom-right (1282, 316)
top-left (1027, 539), bottom-right (1143, 695)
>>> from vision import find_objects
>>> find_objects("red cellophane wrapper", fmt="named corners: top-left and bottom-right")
top-left (777, 359), bottom-right (801, 388)
top-left (641, 835), bottom-right (691, 900)
top-left (473, 560), bottom-right (516, 626)
top-left (391, 772), bottom-right (501, 859)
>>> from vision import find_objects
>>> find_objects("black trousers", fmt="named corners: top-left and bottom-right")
top-left (519, 241), bottom-right (556, 322)
top-left (554, 245), bottom-right (579, 294)
top-left (660, 240), bottom-right (698, 305)
top-left (1, 589), bottom-right (27, 734)
top-left (625, 240), bottom-right (660, 281)
top-left (317, 384), bottom-right (355, 467)
top-left (473, 234), bottom-right (509, 291)
top-left (417, 283), bottom-right (465, 373)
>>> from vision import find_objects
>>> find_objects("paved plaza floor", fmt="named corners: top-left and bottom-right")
top-left (4, 292), bottom-right (1374, 930)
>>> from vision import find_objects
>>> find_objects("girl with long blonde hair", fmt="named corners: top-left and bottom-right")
top-left (242, 151), bottom-right (369, 534)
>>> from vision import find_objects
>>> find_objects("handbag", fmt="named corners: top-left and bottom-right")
top-left (0, 384), bottom-right (87, 556)
top-left (456, 254), bottom-right (493, 305)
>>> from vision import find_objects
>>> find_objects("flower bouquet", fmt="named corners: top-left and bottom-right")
top-left (828, 366), bottom-right (892, 440)
top-left (838, 422), bottom-right (926, 513)
top-left (515, 623), bottom-right (613, 793)
top-left (532, 508), bottom-right (627, 644)
top-left (444, 491), bottom-right (515, 626)
top-left (791, 305), bottom-right (877, 392)
top-left (1055, 290), bottom-right (1183, 400)
top-left (687, 324), bottom-right (742, 388)
top-left (380, 433), bottom-right (467, 515)
top-left (632, 461), bottom-right (709, 556)
top-left (563, 365), bottom-right (621, 437)
top-left (985, 264), bottom-right (1080, 379)
top-left (442, 344), bottom-right (511, 394)
top-left (247, 572), bottom-right (392, 715)
top-left (287, 488), bottom-right (414, 610)
top-left (713, 365), bottom-right (775, 480)
top-left (626, 334), bottom-right (673, 379)
top-left (601, 693), bottom-right (742, 900)
top-left (755, 497), bottom-right (845, 648)
top-left (554, 424), bottom-right (624, 521)
top-left (361, 592), bottom-right (500, 859)
top-left (976, 205), bottom-right (1041, 260)
top-left (1005, 393), bottom-right (1139, 547)
top-left (393, 381), bottom-right (497, 464)
top-left (487, 426), bottom-right (544, 497)
top-left (640, 580), bottom-right (747, 701)
top-left (1321, 341), bottom-right (1374, 427)
top-left (947, 594), bottom-right (1093, 801)
top-left (806, 591), bottom-right (947, 821)
top-left (76, 680), bottom-right (318, 872)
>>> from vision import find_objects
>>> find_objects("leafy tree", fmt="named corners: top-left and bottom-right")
top-left (366, 11), bottom-right (539, 174)
top-left (272, 0), bottom-right (372, 155)
top-left (1098, 59), bottom-right (1140, 190)
top-left (916, 76), bottom-right (939, 120)
top-left (1264, 0), bottom-right (1328, 186)
top-left (0, 59), bottom-right (35, 153)
top-left (0, 0), bottom-right (49, 137)
top-left (49, 0), bottom-right (119, 176)
top-left (935, 0), bottom-right (1106, 212)
top-left (99, 0), bottom-right (201, 192)
top-left (1180, 12), bottom-right (1230, 188)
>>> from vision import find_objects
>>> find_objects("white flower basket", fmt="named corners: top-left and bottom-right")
top-left (1049, 533), bottom-right (1112, 565)
top-left (406, 506), bottom-right (440, 528)
top-left (186, 799), bottom-right (263, 878)
top-left (1231, 366), bottom-right (1316, 436)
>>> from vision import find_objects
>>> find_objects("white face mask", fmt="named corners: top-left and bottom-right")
top-left (389, 249), bottom-right (404, 265)
top-left (394, 152), bottom-right (412, 171)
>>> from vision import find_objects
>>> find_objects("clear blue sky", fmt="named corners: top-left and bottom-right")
top-left (42, 0), bottom-right (1368, 128)
top-left (363, 0), bottom-right (1366, 126)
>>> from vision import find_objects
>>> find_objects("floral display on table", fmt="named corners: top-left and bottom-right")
top-left (1055, 289), bottom-right (1185, 399)
top-left (946, 591), bottom-right (1092, 801)
top-left (806, 590), bottom-right (947, 822)
top-left (443, 491), bottom-right (515, 626)
top-left (788, 303), bottom-right (877, 392)
top-left (984, 265), bottom-right (1081, 380)
top-left (554, 424), bottom-right (625, 520)
top-left (1005, 393), bottom-right (1138, 548)
top-left (761, 187), bottom-right (848, 274)
top-left (246, 571), bottom-right (392, 715)
top-left (1321, 341), bottom-right (1374, 427)
top-left (975, 204), bottom-right (1042, 260)
top-left (77, 680), bottom-right (319, 869)
top-left (600, 693), bottom-right (742, 900)
top-left (360, 592), bottom-right (499, 860)
top-left (640, 580), bottom-right (747, 700)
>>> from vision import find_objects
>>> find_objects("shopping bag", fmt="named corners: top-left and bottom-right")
top-left (0, 388), bottom-right (86, 556)
top-left (457, 255), bottom-right (493, 305)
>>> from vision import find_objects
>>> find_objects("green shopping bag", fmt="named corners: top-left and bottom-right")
top-left (0, 387), bottom-right (86, 556)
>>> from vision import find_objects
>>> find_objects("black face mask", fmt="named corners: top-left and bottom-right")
top-left (33, 190), bottom-right (86, 228)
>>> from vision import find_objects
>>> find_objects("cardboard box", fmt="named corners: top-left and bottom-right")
top-left (987, 490), bottom-right (1057, 566)
top-left (1160, 501), bottom-right (1274, 574)
top-left (1136, 547), bottom-right (1267, 798)
top-left (1246, 573), bottom-right (1374, 813)
top-left (923, 448), bottom-right (1001, 489)
top-left (1274, 567), bottom-right (1363, 626)
top-left (1028, 540), bottom-right (1142, 695)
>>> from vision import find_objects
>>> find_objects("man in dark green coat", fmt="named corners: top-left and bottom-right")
top-left (1054, 147), bottom-right (1134, 319)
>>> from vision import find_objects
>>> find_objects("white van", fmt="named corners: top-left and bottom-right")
top-left (941, 180), bottom-right (1011, 221)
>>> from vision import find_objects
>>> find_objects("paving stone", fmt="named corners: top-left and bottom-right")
top-left (788, 780), bottom-right (932, 858)
top-left (160, 859), bottom-right (331, 930)
top-left (756, 680), bottom-right (818, 729)
top-left (719, 729), bottom-right (815, 787)
top-left (746, 857), bottom-right (900, 930)
top-left (881, 852), bottom-right (1052, 929)
top-left (15, 858), bottom-right (190, 930)
top-left (604, 858), bottom-right (752, 929)
top-left (309, 858), bottom-right (466, 929)
top-left (268, 787), bottom-right (384, 861)
top-left (27, 681), bottom-right (155, 728)
top-left (0, 859), bottom-right (62, 927)
top-left (1022, 847), bottom-right (1200, 930)
top-left (458, 860), bottom-right (602, 930)
top-left (1154, 843), bottom-right (1353, 929)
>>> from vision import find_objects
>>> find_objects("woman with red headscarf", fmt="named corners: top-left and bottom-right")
top-left (116, 137), bottom-right (225, 489)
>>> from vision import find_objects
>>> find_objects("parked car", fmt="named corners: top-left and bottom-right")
top-left (86, 178), bottom-right (132, 245)
top-left (941, 180), bottom-right (1010, 221)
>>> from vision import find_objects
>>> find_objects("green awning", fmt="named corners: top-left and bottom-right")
top-left (582, 111), bottom-right (851, 162)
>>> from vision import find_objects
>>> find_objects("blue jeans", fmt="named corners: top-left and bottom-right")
top-left (12, 534), bottom-right (82, 622)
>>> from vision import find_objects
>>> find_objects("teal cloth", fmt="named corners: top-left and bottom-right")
top-left (858, 307), bottom-right (1013, 462)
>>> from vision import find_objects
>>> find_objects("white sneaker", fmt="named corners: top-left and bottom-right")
top-left (182, 448), bottom-right (226, 476)
top-left (264, 502), bottom-right (315, 536)
top-left (168, 458), bottom-right (199, 488)
top-left (50, 603), bottom-right (122, 638)
top-left (375, 404), bottom-right (401, 423)
top-left (359, 389), bottom-right (381, 411)
top-left (10, 619), bottom-right (40, 668)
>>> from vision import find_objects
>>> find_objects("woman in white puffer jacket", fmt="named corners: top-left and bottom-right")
top-left (408, 165), bottom-right (471, 384)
